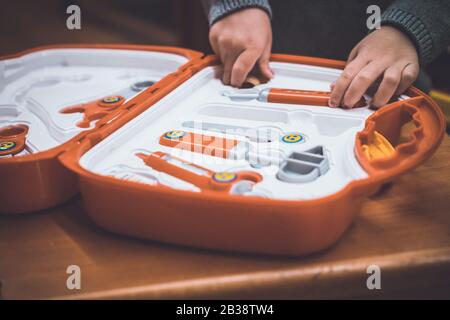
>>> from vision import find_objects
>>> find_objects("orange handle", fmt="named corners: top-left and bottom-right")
top-left (0, 124), bottom-right (29, 156)
top-left (159, 130), bottom-right (240, 159)
top-left (137, 151), bottom-right (262, 193)
top-left (267, 88), bottom-right (366, 108)
top-left (60, 95), bottom-right (126, 128)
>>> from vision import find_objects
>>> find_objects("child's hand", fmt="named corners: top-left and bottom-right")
top-left (209, 8), bottom-right (273, 87)
top-left (330, 26), bottom-right (419, 109)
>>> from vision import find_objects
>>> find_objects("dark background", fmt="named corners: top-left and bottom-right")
top-left (0, 0), bottom-right (211, 54)
top-left (0, 0), bottom-right (448, 91)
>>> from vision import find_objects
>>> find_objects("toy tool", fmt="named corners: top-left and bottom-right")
top-left (160, 130), bottom-right (248, 159)
top-left (60, 80), bottom-right (155, 128)
top-left (182, 121), bottom-right (275, 143)
top-left (160, 129), bottom-right (307, 167)
top-left (0, 124), bottom-right (29, 156)
top-left (361, 131), bottom-right (395, 160)
top-left (222, 88), bottom-right (367, 108)
top-left (242, 75), bottom-right (267, 88)
top-left (136, 151), bottom-right (262, 194)
top-left (161, 129), bottom-right (328, 183)
top-left (106, 164), bottom-right (161, 185)
top-left (60, 95), bottom-right (126, 128)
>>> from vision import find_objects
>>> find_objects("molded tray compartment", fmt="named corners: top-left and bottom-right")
top-left (0, 45), bottom-right (201, 213)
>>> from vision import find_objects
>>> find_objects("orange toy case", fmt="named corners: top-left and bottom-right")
top-left (0, 45), bottom-right (202, 213)
top-left (54, 54), bottom-right (445, 256)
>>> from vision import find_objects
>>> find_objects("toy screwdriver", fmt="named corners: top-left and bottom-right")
top-left (136, 151), bottom-right (262, 194)
top-left (222, 88), bottom-right (367, 108)
top-left (160, 129), bottom-right (290, 166)
top-left (159, 130), bottom-right (247, 159)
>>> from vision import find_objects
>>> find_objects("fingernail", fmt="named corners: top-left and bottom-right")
top-left (329, 100), bottom-right (337, 108)
top-left (330, 81), bottom-right (336, 90)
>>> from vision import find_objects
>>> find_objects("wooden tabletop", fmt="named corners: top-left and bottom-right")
top-left (1, 135), bottom-right (450, 300)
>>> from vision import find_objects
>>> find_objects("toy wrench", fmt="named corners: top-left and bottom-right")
top-left (136, 151), bottom-right (262, 194)
top-left (60, 80), bottom-right (155, 128)
top-left (0, 124), bottom-right (29, 157)
top-left (222, 87), bottom-right (367, 108)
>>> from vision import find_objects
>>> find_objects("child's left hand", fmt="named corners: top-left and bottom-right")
top-left (330, 26), bottom-right (419, 109)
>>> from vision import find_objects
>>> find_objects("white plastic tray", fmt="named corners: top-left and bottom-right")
top-left (0, 48), bottom-right (188, 155)
top-left (80, 62), bottom-right (389, 200)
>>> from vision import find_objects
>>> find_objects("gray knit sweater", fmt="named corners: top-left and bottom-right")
top-left (203, 0), bottom-right (450, 66)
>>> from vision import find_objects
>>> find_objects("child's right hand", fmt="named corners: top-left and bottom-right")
top-left (209, 8), bottom-right (273, 87)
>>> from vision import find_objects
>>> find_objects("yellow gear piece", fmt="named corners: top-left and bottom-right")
top-left (164, 130), bottom-right (186, 140)
top-left (281, 133), bottom-right (304, 143)
top-left (0, 141), bottom-right (16, 151)
top-left (102, 96), bottom-right (121, 104)
top-left (213, 172), bottom-right (237, 183)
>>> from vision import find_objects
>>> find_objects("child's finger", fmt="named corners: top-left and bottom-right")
top-left (342, 61), bottom-right (386, 108)
top-left (221, 51), bottom-right (239, 85)
top-left (329, 56), bottom-right (369, 107)
top-left (395, 63), bottom-right (419, 96)
top-left (210, 34), bottom-right (240, 85)
top-left (257, 45), bottom-right (274, 79)
top-left (230, 49), bottom-right (260, 87)
top-left (347, 45), bottom-right (359, 63)
top-left (222, 59), bottom-right (233, 85)
top-left (371, 64), bottom-right (403, 108)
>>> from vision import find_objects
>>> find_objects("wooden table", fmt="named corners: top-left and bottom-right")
top-left (1, 136), bottom-right (450, 300)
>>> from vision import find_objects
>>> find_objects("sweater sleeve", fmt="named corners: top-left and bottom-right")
top-left (381, 0), bottom-right (450, 65)
top-left (201, 0), bottom-right (272, 26)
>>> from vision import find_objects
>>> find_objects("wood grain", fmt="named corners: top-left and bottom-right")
top-left (1, 136), bottom-right (449, 300)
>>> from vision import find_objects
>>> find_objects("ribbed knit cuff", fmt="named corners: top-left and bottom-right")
top-left (381, 7), bottom-right (433, 65)
top-left (208, 0), bottom-right (272, 26)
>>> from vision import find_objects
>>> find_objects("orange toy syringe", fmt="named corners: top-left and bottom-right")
top-left (136, 151), bottom-right (262, 194)
top-left (222, 88), bottom-right (367, 108)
